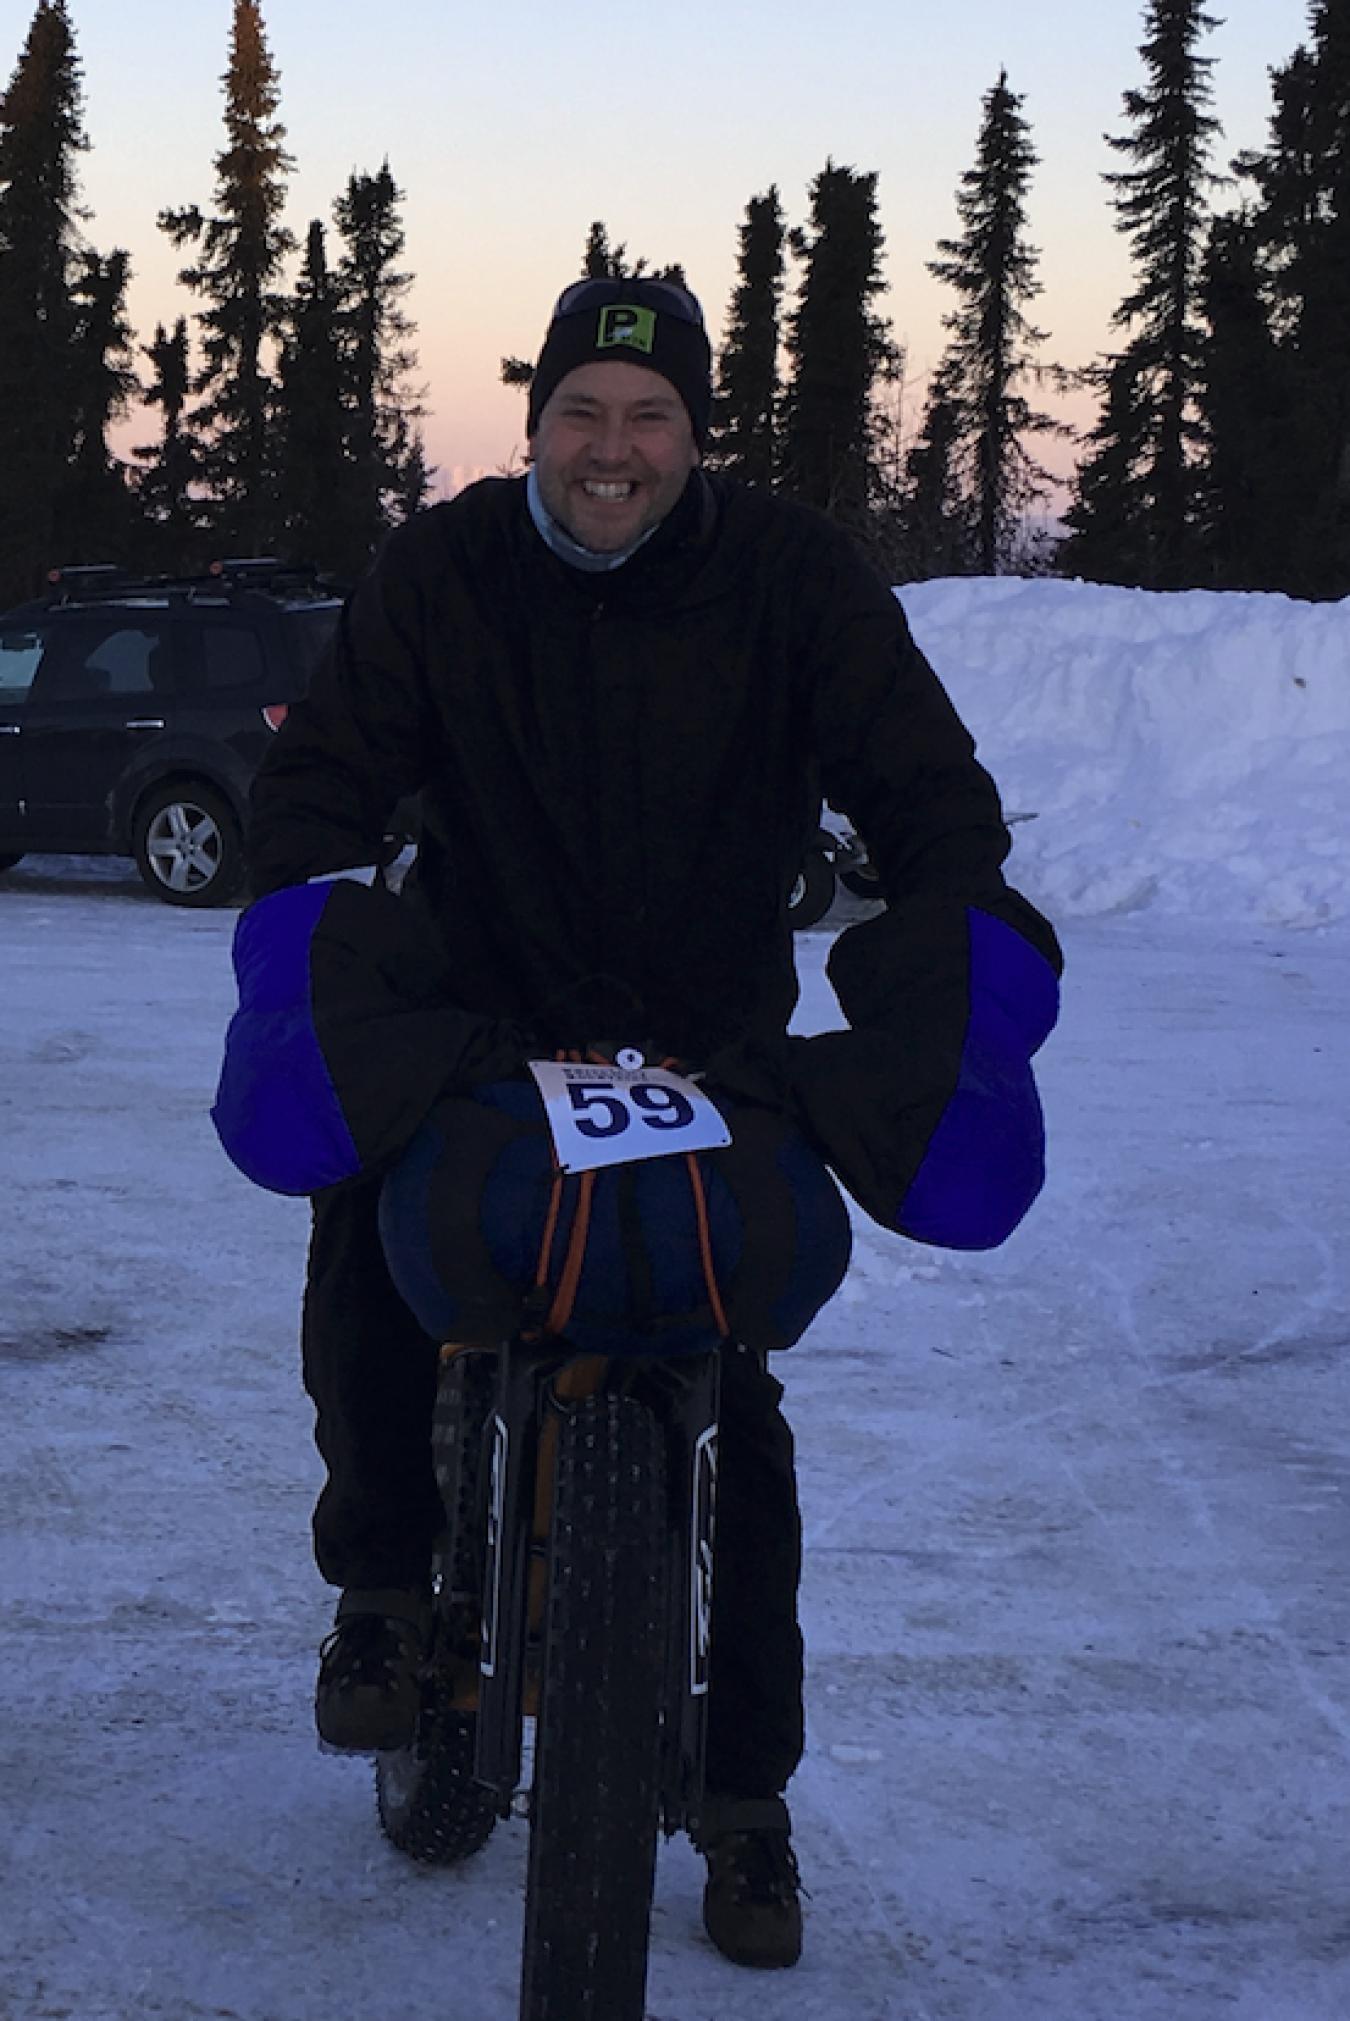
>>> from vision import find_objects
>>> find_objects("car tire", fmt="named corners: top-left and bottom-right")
top-left (787, 848), bottom-right (836, 930)
top-left (132, 782), bottom-right (245, 908)
top-left (0, 853), bottom-right (24, 873)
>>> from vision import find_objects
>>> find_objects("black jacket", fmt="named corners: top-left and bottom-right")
top-left (246, 472), bottom-right (1059, 1221)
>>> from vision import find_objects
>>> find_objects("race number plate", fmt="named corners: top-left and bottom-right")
top-left (528, 1059), bottom-right (731, 1175)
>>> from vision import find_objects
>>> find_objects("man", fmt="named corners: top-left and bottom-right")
top-left (218, 276), bottom-right (1061, 1971)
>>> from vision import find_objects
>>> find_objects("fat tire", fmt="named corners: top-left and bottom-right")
top-left (787, 848), bottom-right (835, 930)
top-left (520, 1392), bottom-right (667, 2021)
top-left (375, 1644), bottom-right (498, 1862)
top-left (376, 1351), bottom-right (500, 1864)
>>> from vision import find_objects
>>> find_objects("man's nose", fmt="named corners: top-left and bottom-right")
top-left (589, 416), bottom-right (632, 464)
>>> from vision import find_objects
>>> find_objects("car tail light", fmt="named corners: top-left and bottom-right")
top-left (262, 704), bottom-right (289, 732)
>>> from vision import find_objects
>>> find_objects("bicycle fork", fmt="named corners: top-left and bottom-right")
top-left (472, 1336), bottom-right (721, 1833)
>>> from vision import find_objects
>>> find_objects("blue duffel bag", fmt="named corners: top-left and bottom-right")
top-left (378, 1080), bottom-right (853, 1359)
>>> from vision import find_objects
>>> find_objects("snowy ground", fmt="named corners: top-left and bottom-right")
top-left (2, 850), bottom-right (1347, 2020)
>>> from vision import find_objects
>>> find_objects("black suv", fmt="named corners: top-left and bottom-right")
top-left (0, 561), bottom-right (342, 906)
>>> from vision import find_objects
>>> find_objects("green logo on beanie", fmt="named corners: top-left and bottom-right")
top-left (596, 304), bottom-right (657, 354)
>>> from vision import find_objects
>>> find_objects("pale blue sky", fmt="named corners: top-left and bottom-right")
top-left (30, 0), bottom-right (1316, 488)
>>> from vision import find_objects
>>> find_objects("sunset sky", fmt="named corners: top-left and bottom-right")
top-left (26, 0), bottom-right (1316, 493)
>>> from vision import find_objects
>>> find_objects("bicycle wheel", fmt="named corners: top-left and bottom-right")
top-left (375, 1640), bottom-right (497, 1861)
top-left (377, 1349), bottom-right (500, 1863)
top-left (520, 1391), bottom-right (668, 2021)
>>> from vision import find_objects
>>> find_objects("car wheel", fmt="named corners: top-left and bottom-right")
top-left (787, 848), bottom-right (836, 930)
top-left (0, 852), bottom-right (24, 873)
top-left (132, 782), bottom-right (245, 907)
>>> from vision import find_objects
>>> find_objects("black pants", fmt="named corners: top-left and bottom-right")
top-left (302, 1176), bottom-right (805, 1798)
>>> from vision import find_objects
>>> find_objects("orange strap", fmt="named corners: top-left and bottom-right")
top-left (685, 1152), bottom-right (731, 1338)
top-left (544, 1167), bottom-right (596, 1337)
top-left (534, 1168), bottom-right (565, 1297)
top-left (528, 1049), bottom-right (598, 1339)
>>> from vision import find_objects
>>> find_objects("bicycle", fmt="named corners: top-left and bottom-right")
top-left (377, 1332), bottom-right (718, 2020)
top-left (369, 1046), bottom-right (849, 2019)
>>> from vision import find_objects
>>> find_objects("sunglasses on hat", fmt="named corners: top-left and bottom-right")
top-left (551, 276), bottom-right (706, 330)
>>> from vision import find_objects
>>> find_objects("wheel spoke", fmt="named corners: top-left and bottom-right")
top-left (147, 806), bottom-right (222, 892)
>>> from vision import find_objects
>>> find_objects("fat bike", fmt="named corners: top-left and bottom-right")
top-left (375, 1330), bottom-right (719, 2021)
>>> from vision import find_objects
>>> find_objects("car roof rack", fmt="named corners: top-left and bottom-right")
top-left (31, 558), bottom-right (344, 610)
top-left (44, 564), bottom-right (128, 593)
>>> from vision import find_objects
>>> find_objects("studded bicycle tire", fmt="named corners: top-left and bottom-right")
top-left (376, 1350), bottom-right (500, 1864)
top-left (519, 1391), bottom-right (667, 2021)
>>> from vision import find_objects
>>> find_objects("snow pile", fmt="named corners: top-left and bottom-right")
top-left (900, 576), bottom-right (1350, 928)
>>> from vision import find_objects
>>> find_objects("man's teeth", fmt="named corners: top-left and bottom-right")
top-left (584, 482), bottom-right (635, 500)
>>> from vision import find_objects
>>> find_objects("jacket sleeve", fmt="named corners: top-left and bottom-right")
top-left (787, 531), bottom-right (1062, 1246)
top-left (247, 514), bottom-right (445, 898)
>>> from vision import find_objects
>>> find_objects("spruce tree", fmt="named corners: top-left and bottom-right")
top-left (901, 365), bottom-right (977, 579)
top-left (134, 317), bottom-right (205, 571)
top-left (1232, 3), bottom-right (1350, 593)
top-left (1244, 4), bottom-right (1350, 339)
top-left (577, 219), bottom-right (687, 286)
top-left (159, 0), bottom-right (296, 555)
top-left (582, 220), bottom-right (625, 278)
top-left (708, 187), bottom-right (785, 488)
top-left (1196, 210), bottom-right (1301, 588)
top-left (277, 220), bottom-right (358, 577)
top-left (926, 71), bottom-right (1063, 573)
top-left (1061, 355), bottom-right (1157, 581)
top-left (0, 1), bottom-right (87, 602)
top-left (1062, 0), bottom-right (1221, 586)
top-left (333, 162), bottom-right (428, 540)
top-left (383, 419), bottom-right (430, 522)
top-left (60, 247), bottom-right (138, 564)
top-left (780, 162), bottom-right (897, 538)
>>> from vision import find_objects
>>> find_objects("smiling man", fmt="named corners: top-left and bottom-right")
top-left (525, 281), bottom-right (707, 557)
top-left (229, 274), bottom-right (1061, 1976)
top-left (529, 362), bottom-right (699, 553)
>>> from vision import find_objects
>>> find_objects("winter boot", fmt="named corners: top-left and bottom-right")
top-left (315, 1586), bottom-right (429, 1753)
top-left (693, 1793), bottom-right (804, 1969)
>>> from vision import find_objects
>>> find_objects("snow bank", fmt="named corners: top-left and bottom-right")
top-left (900, 576), bottom-right (1350, 928)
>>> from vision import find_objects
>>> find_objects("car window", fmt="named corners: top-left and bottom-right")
top-left (200, 624), bottom-right (267, 691)
top-left (283, 605), bottom-right (341, 685)
top-left (33, 620), bottom-right (172, 702)
top-left (0, 630), bottom-right (46, 702)
top-left (89, 627), bottom-right (164, 693)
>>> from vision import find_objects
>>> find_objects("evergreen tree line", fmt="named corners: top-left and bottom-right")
top-left (1066, 0), bottom-right (1350, 599)
top-left (709, 0), bottom-right (1350, 599)
top-left (6, 0), bottom-right (1350, 606)
top-left (699, 115), bottom-right (1063, 586)
top-left (0, 1), bottom-right (427, 608)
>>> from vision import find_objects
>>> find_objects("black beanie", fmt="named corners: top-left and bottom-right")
top-left (526, 278), bottom-right (713, 445)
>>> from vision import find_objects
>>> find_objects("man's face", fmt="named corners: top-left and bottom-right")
top-left (530, 360), bottom-right (700, 553)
